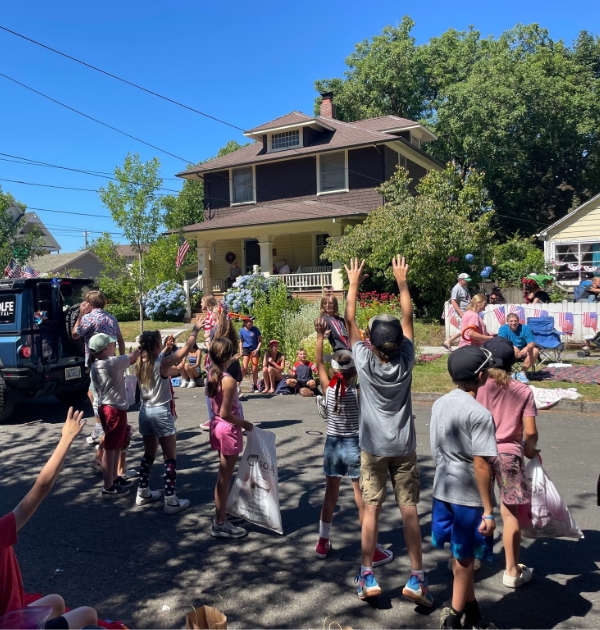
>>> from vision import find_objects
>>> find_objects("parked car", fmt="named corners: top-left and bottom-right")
top-left (0, 277), bottom-right (94, 422)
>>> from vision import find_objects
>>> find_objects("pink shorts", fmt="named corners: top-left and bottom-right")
top-left (210, 419), bottom-right (243, 456)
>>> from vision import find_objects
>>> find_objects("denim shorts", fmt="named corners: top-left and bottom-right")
top-left (139, 402), bottom-right (176, 438)
top-left (323, 435), bottom-right (360, 478)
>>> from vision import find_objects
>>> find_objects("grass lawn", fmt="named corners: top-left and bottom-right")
top-left (414, 321), bottom-right (446, 346)
top-left (413, 355), bottom-right (600, 401)
top-left (119, 320), bottom-right (187, 341)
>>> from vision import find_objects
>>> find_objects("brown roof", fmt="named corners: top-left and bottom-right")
top-left (177, 116), bottom-right (409, 179)
top-left (181, 200), bottom-right (368, 233)
top-left (115, 245), bottom-right (148, 257)
top-left (350, 115), bottom-right (417, 132)
top-left (246, 111), bottom-right (315, 133)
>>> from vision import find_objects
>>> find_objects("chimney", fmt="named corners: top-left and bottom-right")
top-left (320, 92), bottom-right (335, 119)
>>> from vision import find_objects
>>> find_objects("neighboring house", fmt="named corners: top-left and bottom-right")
top-left (115, 244), bottom-right (148, 265)
top-left (8, 206), bottom-right (61, 253)
top-left (176, 93), bottom-right (443, 294)
top-left (29, 250), bottom-right (104, 279)
top-left (537, 192), bottom-right (600, 287)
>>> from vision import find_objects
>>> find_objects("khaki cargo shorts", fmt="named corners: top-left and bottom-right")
top-left (360, 450), bottom-right (420, 507)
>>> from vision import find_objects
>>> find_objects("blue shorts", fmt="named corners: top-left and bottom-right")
top-left (139, 402), bottom-right (176, 438)
top-left (323, 436), bottom-right (360, 478)
top-left (431, 498), bottom-right (493, 562)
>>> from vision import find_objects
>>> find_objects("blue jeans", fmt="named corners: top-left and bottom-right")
top-left (323, 435), bottom-right (360, 478)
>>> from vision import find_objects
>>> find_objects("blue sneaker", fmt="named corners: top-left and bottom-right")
top-left (515, 371), bottom-right (530, 384)
top-left (402, 573), bottom-right (434, 607)
top-left (355, 570), bottom-right (381, 600)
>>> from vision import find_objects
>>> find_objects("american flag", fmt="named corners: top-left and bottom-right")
top-left (3, 259), bottom-right (21, 278)
top-left (533, 309), bottom-right (549, 318)
top-left (494, 306), bottom-right (506, 325)
top-left (509, 304), bottom-right (525, 324)
top-left (447, 305), bottom-right (460, 329)
top-left (21, 265), bottom-right (40, 278)
top-left (583, 312), bottom-right (598, 332)
top-left (176, 240), bottom-right (190, 271)
top-left (559, 312), bottom-right (574, 335)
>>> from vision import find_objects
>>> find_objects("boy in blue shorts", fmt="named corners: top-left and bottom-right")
top-left (430, 346), bottom-right (500, 629)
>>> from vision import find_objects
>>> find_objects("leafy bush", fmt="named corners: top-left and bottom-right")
top-left (190, 286), bottom-right (203, 311)
top-left (356, 291), bottom-right (402, 330)
top-left (252, 282), bottom-right (300, 351)
top-left (492, 235), bottom-right (546, 287)
top-left (142, 281), bottom-right (186, 321)
top-left (222, 273), bottom-right (281, 314)
top-left (106, 302), bottom-right (139, 322)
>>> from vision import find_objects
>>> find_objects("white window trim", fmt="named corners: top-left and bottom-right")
top-left (267, 128), bottom-right (303, 153)
top-left (552, 240), bottom-right (600, 282)
top-left (229, 165), bottom-right (256, 206)
top-left (317, 150), bottom-right (349, 195)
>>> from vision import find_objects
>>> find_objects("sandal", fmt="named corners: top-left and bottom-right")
top-left (441, 342), bottom-right (452, 352)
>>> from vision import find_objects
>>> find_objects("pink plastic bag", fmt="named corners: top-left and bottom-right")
top-left (522, 455), bottom-right (583, 539)
top-left (0, 606), bottom-right (52, 629)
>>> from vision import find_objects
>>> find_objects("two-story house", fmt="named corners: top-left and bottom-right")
top-left (176, 93), bottom-right (443, 295)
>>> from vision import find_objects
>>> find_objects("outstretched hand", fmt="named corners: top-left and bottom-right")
top-left (344, 258), bottom-right (368, 287)
top-left (314, 318), bottom-right (328, 336)
top-left (61, 407), bottom-right (86, 443)
top-left (391, 255), bottom-right (409, 285)
top-left (79, 302), bottom-right (93, 316)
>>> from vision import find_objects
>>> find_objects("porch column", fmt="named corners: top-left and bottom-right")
top-left (258, 238), bottom-right (274, 277)
top-left (197, 240), bottom-right (211, 295)
top-left (329, 233), bottom-right (344, 291)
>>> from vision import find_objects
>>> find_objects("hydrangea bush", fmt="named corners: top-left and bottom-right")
top-left (222, 274), bottom-right (281, 314)
top-left (143, 281), bottom-right (186, 321)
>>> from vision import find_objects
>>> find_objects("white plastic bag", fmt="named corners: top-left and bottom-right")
top-left (226, 426), bottom-right (283, 534)
top-left (522, 455), bottom-right (583, 539)
top-left (124, 373), bottom-right (137, 408)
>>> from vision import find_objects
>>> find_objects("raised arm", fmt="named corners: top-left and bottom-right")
top-left (159, 318), bottom-right (202, 375)
top-left (13, 408), bottom-right (86, 532)
top-left (392, 255), bottom-right (413, 343)
top-left (314, 319), bottom-right (331, 394)
top-left (117, 333), bottom-right (126, 357)
top-left (71, 302), bottom-right (93, 339)
top-left (344, 258), bottom-right (368, 346)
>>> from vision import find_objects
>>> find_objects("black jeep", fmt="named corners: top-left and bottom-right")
top-left (0, 277), bottom-right (94, 422)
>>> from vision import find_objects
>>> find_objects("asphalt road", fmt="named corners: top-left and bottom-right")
top-left (1, 390), bottom-right (599, 629)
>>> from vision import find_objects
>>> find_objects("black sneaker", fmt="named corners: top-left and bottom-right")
top-left (114, 476), bottom-right (133, 488)
top-left (102, 485), bottom-right (131, 500)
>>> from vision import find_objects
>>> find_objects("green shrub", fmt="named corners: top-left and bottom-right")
top-left (253, 283), bottom-right (301, 354)
top-left (106, 302), bottom-right (138, 322)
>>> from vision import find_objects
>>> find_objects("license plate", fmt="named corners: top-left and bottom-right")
top-left (65, 366), bottom-right (81, 380)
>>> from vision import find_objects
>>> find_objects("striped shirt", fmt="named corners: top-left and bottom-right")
top-left (325, 384), bottom-right (359, 437)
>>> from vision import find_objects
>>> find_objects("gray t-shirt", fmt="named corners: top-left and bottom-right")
top-left (450, 283), bottom-right (471, 312)
top-left (430, 389), bottom-right (498, 507)
top-left (140, 356), bottom-right (173, 407)
top-left (91, 354), bottom-right (130, 411)
top-left (353, 339), bottom-right (416, 457)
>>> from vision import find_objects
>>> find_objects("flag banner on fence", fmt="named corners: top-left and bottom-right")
top-left (176, 240), bottom-right (190, 271)
top-left (583, 312), bottom-right (598, 332)
top-left (533, 309), bottom-right (549, 318)
top-left (494, 306), bottom-right (506, 325)
top-left (447, 305), bottom-right (460, 329)
top-left (559, 312), bottom-right (574, 335)
top-left (3, 259), bottom-right (21, 278)
top-left (509, 304), bottom-right (525, 324)
top-left (21, 265), bottom-right (40, 278)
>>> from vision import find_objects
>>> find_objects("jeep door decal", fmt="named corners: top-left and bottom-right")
top-left (0, 296), bottom-right (16, 324)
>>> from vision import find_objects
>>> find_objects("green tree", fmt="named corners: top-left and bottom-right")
top-left (98, 153), bottom-right (164, 332)
top-left (492, 234), bottom-right (546, 287)
top-left (323, 166), bottom-right (494, 317)
top-left (315, 19), bottom-right (600, 236)
top-left (89, 233), bottom-right (137, 305)
top-left (0, 186), bottom-right (45, 270)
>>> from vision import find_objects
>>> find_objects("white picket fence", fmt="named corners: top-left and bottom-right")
top-left (277, 271), bottom-right (333, 290)
top-left (444, 301), bottom-right (600, 343)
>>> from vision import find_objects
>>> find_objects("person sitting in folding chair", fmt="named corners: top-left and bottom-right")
top-left (498, 313), bottom-right (539, 384)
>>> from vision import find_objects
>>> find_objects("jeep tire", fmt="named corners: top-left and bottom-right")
top-left (0, 376), bottom-right (16, 423)
top-left (56, 388), bottom-right (89, 406)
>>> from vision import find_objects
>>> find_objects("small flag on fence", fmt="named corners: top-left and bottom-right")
top-left (509, 304), bottom-right (525, 324)
top-left (533, 309), bottom-right (549, 318)
top-left (21, 265), bottom-right (40, 278)
top-left (583, 312), bottom-right (598, 332)
top-left (494, 306), bottom-right (506, 325)
top-left (559, 311), bottom-right (574, 335)
top-left (176, 240), bottom-right (190, 271)
top-left (3, 259), bottom-right (21, 278)
top-left (447, 304), bottom-right (460, 329)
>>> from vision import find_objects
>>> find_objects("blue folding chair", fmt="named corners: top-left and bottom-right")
top-left (527, 317), bottom-right (564, 366)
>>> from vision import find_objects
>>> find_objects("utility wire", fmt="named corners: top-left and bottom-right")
top-left (0, 72), bottom-right (193, 163)
top-left (0, 24), bottom-right (245, 132)
top-left (0, 176), bottom-right (175, 196)
top-left (26, 205), bottom-right (114, 219)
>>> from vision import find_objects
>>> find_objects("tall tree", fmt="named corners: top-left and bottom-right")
top-left (98, 153), bottom-right (164, 332)
top-left (315, 19), bottom-right (600, 237)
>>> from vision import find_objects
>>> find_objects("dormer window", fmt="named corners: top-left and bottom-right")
top-left (410, 133), bottom-right (421, 149)
top-left (271, 130), bottom-right (300, 150)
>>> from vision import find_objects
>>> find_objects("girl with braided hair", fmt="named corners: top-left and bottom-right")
top-left (134, 316), bottom-right (203, 515)
top-left (312, 318), bottom-right (392, 568)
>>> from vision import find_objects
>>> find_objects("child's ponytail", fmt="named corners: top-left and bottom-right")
top-left (205, 337), bottom-right (235, 398)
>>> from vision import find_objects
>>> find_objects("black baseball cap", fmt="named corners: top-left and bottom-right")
top-left (447, 345), bottom-right (503, 381)
top-left (368, 314), bottom-right (404, 348)
top-left (483, 336), bottom-right (516, 372)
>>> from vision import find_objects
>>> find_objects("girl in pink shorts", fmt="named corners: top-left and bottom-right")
top-left (206, 337), bottom-right (254, 539)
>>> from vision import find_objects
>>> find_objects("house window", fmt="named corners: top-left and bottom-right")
top-left (398, 152), bottom-right (407, 169)
top-left (553, 242), bottom-right (600, 282)
top-left (316, 234), bottom-right (331, 266)
top-left (318, 151), bottom-right (347, 194)
top-left (231, 167), bottom-right (254, 204)
top-left (271, 130), bottom-right (300, 150)
top-left (410, 134), bottom-right (421, 149)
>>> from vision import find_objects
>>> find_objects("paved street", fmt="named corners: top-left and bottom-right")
top-left (1, 391), bottom-right (599, 629)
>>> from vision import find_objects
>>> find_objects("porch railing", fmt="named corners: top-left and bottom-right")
top-left (277, 271), bottom-right (333, 290)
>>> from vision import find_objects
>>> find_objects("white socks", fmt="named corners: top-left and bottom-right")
top-left (361, 564), bottom-right (372, 576)
top-left (319, 520), bottom-right (331, 539)
top-left (411, 569), bottom-right (425, 580)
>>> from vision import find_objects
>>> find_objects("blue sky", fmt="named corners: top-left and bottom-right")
top-left (0, 0), bottom-right (597, 252)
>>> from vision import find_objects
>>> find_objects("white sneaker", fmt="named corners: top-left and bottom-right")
top-left (503, 564), bottom-right (533, 588)
top-left (136, 488), bottom-right (162, 506)
top-left (187, 380), bottom-right (197, 388)
top-left (210, 518), bottom-right (248, 538)
top-left (122, 469), bottom-right (139, 480)
top-left (200, 420), bottom-right (211, 431)
top-left (180, 379), bottom-right (189, 388)
top-left (164, 494), bottom-right (190, 515)
top-left (315, 395), bottom-right (327, 419)
top-left (86, 426), bottom-right (104, 445)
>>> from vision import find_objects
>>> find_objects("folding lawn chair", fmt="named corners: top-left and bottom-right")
top-left (527, 316), bottom-right (564, 366)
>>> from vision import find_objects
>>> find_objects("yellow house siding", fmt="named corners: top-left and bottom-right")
top-left (211, 239), bottom-right (242, 281)
top-left (273, 233), bottom-right (314, 271)
top-left (550, 200), bottom-right (600, 241)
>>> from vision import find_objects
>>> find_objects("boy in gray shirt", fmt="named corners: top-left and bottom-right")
top-left (345, 256), bottom-right (432, 607)
top-left (430, 345), bottom-right (500, 629)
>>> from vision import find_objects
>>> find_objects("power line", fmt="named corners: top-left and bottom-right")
top-left (26, 205), bottom-right (113, 219)
top-left (0, 176), bottom-right (175, 196)
top-left (0, 72), bottom-right (193, 163)
top-left (0, 24), bottom-right (246, 133)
